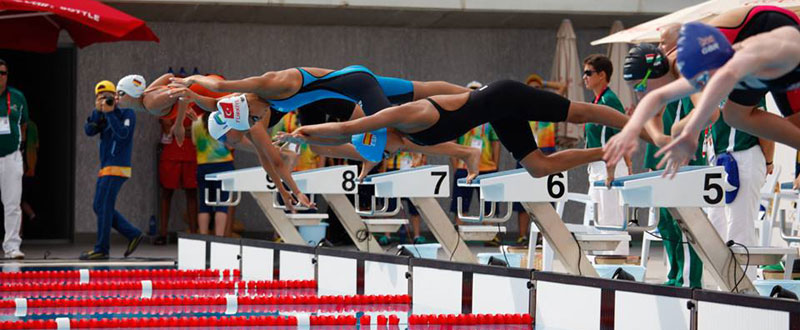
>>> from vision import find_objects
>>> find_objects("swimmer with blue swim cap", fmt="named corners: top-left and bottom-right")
top-left (603, 5), bottom-right (800, 177)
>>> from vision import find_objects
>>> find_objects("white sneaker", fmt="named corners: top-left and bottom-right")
top-left (5, 250), bottom-right (24, 260)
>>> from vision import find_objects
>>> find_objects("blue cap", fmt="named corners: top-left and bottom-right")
top-left (676, 22), bottom-right (734, 89)
top-left (351, 128), bottom-right (388, 163)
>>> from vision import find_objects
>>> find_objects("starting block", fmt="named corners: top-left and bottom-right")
top-left (206, 165), bottom-right (381, 252)
top-left (361, 165), bottom-right (477, 263)
top-left (461, 169), bottom-right (599, 276)
top-left (603, 166), bottom-right (797, 293)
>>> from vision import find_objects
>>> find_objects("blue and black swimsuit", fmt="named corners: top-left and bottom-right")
top-left (269, 65), bottom-right (414, 116)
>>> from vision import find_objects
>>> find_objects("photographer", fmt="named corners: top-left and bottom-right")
top-left (80, 80), bottom-right (143, 260)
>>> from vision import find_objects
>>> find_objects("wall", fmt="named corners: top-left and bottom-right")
top-left (74, 21), bottom-right (620, 236)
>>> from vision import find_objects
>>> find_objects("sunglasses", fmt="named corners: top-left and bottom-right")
top-left (633, 68), bottom-right (652, 93)
top-left (0, 71), bottom-right (7, 76)
top-left (117, 90), bottom-right (126, 97)
top-left (582, 70), bottom-right (596, 77)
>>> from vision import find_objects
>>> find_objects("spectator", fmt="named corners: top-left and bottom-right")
top-left (0, 59), bottom-right (26, 259)
top-left (192, 111), bottom-right (235, 236)
top-left (449, 81), bottom-right (503, 245)
top-left (81, 80), bottom-right (143, 260)
top-left (582, 54), bottom-right (631, 242)
top-left (272, 111), bottom-right (325, 172)
top-left (155, 106), bottom-right (199, 245)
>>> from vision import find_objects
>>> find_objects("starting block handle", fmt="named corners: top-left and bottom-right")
top-left (354, 193), bottom-right (402, 217)
top-left (779, 209), bottom-right (800, 243)
top-left (457, 198), bottom-right (513, 223)
top-left (272, 193), bottom-right (315, 211)
top-left (204, 188), bottom-right (241, 207)
top-left (593, 203), bottom-right (629, 231)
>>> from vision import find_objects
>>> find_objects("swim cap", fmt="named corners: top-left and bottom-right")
top-left (216, 94), bottom-right (251, 131)
top-left (623, 43), bottom-right (669, 81)
top-left (116, 75), bottom-right (147, 98)
top-left (676, 22), bottom-right (734, 89)
top-left (208, 111), bottom-right (232, 142)
top-left (351, 128), bottom-right (388, 163)
top-left (95, 80), bottom-right (116, 95)
top-left (466, 81), bottom-right (483, 90)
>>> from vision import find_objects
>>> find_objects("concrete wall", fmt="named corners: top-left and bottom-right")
top-left (74, 21), bottom-right (620, 236)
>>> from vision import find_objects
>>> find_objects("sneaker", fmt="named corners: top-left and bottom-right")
top-left (484, 235), bottom-right (502, 247)
top-left (124, 234), bottom-right (144, 258)
top-left (412, 236), bottom-right (427, 244)
top-left (515, 236), bottom-right (529, 247)
top-left (4, 250), bottom-right (24, 260)
top-left (79, 250), bottom-right (109, 260)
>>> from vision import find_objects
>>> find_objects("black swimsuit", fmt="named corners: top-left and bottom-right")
top-left (406, 79), bottom-right (570, 160)
top-left (721, 7), bottom-right (800, 116)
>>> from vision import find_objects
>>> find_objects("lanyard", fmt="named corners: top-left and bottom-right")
top-left (5, 91), bottom-right (10, 117)
top-left (593, 86), bottom-right (608, 104)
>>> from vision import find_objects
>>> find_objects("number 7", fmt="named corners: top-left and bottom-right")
top-left (431, 171), bottom-right (447, 195)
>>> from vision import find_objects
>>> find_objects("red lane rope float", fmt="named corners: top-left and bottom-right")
top-left (0, 269), bottom-right (241, 283)
top-left (408, 313), bottom-right (533, 325)
top-left (0, 315), bottom-right (298, 329)
top-left (0, 294), bottom-right (410, 309)
top-left (0, 280), bottom-right (317, 299)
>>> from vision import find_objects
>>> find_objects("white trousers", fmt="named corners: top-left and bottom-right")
top-left (707, 146), bottom-right (766, 247)
top-left (588, 161), bottom-right (629, 255)
top-left (1, 150), bottom-right (23, 254)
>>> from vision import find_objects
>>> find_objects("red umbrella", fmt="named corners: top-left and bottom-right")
top-left (0, 0), bottom-right (158, 52)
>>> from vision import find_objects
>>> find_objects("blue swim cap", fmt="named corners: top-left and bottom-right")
top-left (676, 22), bottom-right (734, 89)
top-left (351, 128), bottom-right (388, 163)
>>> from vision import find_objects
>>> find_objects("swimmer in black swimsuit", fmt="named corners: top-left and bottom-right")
top-left (280, 80), bottom-right (651, 183)
top-left (603, 6), bottom-right (800, 176)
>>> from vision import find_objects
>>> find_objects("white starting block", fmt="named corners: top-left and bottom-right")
top-left (459, 225), bottom-right (507, 241)
top-left (206, 165), bottom-right (382, 252)
top-left (362, 219), bottom-right (409, 233)
top-left (604, 166), bottom-right (798, 293)
top-left (460, 169), bottom-right (600, 276)
top-left (361, 165), bottom-right (478, 263)
top-left (565, 224), bottom-right (631, 253)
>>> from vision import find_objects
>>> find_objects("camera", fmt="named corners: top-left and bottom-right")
top-left (104, 96), bottom-right (115, 106)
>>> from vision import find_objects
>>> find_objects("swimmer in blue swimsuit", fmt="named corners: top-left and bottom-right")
top-left (169, 65), bottom-right (468, 118)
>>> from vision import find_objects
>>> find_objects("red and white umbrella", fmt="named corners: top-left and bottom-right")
top-left (0, 0), bottom-right (158, 52)
top-left (591, 0), bottom-right (800, 45)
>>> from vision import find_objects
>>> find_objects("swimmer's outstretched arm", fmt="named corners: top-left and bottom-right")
top-left (295, 104), bottom-right (407, 139)
top-left (249, 120), bottom-right (314, 210)
top-left (602, 78), bottom-right (694, 166)
top-left (167, 85), bottom-right (219, 113)
top-left (144, 73), bottom-right (174, 93)
top-left (171, 72), bottom-right (287, 97)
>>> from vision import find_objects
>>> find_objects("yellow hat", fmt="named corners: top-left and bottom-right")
top-left (95, 80), bottom-right (116, 95)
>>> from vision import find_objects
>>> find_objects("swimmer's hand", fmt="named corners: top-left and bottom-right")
top-left (654, 131), bottom-right (697, 179)
top-left (167, 84), bottom-right (198, 102)
top-left (294, 192), bottom-right (316, 210)
top-left (168, 76), bottom-right (196, 87)
top-left (462, 147), bottom-right (481, 184)
top-left (603, 128), bottom-right (640, 169)
top-left (793, 173), bottom-right (800, 190)
top-left (359, 161), bottom-right (379, 182)
top-left (274, 131), bottom-right (307, 145)
top-left (276, 184), bottom-right (297, 213)
top-left (171, 121), bottom-right (185, 147)
top-left (605, 163), bottom-right (615, 188)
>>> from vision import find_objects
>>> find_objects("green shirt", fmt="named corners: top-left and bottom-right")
top-left (586, 87), bottom-right (625, 148)
top-left (643, 97), bottom-right (706, 170)
top-left (456, 124), bottom-right (500, 172)
top-left (709, 98), bottom-right (763, 155)
top-left (0, 87), bottom-right (28, 157)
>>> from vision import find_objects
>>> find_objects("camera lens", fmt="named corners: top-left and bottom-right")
top-left (104, 97), bottom-right (114, 106)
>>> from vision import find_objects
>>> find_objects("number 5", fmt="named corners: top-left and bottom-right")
top-left (703, 173), bottom-right (723, 204)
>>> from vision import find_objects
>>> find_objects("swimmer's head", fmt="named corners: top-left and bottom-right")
top-left (676, 22), bottom-right (734, 90)
top-left (351, 128), bottom-right (388, 163)
top-left (115, 74), bottom-right (146, 107)
top-left (624, 43), bottom-right (670, 94)
top-left (525, 74), bottom-right (544, 88)
top-left (207, 111), bottom-right (232, 142)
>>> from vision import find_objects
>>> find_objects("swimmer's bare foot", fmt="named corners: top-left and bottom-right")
top-left (462, 148), bottom-right (481, 184)
top-left (359, 161), bottom-right (379, 181)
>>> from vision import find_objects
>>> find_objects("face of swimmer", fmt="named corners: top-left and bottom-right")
top-left (115, 90), bottom-right (136, 109)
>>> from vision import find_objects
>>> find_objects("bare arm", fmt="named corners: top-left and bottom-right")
top-left (760, 138), bottom-right (775, 174)
top-left (171, 74), bottom-right (268, 94)
top-left (294, 104), bottom-right (408, 139)
top-left (248, 120), bottom-right (313, 208)
top-left (644, 108), bottom-right (670, 147)
top-left (628, 78), bottom-right (697, 135)
top-left (144, 73), bottom-right (174, 93)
